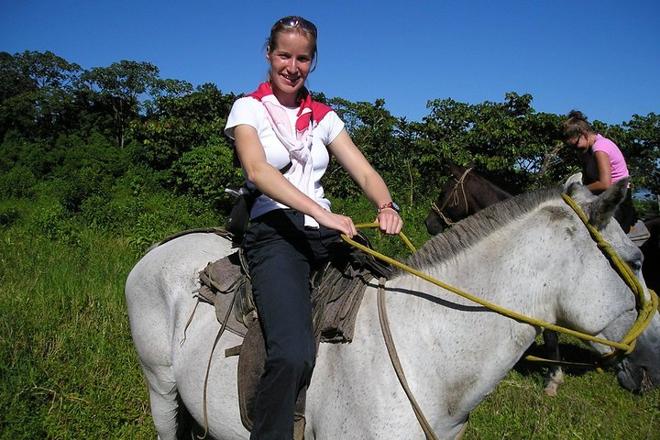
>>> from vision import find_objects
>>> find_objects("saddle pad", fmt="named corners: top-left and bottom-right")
top-left (314, 264), bottom-right (371, 343)
top-left (197, 252), bottom-right (248, 337)
top-left (237, 317), bottom-right (264, 430)
top-left (628, 220), bottom-right (651, 247)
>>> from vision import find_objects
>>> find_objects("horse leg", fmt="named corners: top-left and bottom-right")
top-left (542, 330), bottom-right (564, 396)
top-left (453, 420), bottom-right (468, 440)
top-left (126, 273), bottom-right (183, 440)
top-left (130, 313), bottom-right (184, 440)
top-left (141, 362), bottom-right (182, 440)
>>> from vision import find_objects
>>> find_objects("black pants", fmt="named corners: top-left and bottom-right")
top-left (244, 209), bottom-right (340, 440)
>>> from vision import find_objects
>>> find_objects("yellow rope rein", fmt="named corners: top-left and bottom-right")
top-left (342, 193), bottom-right (658, 359)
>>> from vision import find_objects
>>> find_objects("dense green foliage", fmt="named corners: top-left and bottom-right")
top-left (1, 50), bottom-right (659, 438)
top-left (2, 50), bottom-right (658, 220)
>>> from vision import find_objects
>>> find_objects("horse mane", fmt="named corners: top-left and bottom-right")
top-left (402, 186), bottom-right (563, 273)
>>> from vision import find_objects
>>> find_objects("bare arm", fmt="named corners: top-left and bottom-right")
top-left (586, 151), bottom-right (613, 193)
top-left (328, 129), bottom-right (403, 234)
top-left (233, 124), bottom-right (357, 237)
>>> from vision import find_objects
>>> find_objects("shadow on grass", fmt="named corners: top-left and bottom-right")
top-left (513, 341), bottom-right (606, 378)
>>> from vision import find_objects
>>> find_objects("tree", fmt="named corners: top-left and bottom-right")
top-left (414, 92), bottom-right (564, 193)
top-left (616, 113), bottom-right (660, 195)
top-left (131, 83), bottom-right (236, 169)
top-left (80, 60), bottom-right (161, 148)
top-left (0, 51), bottom-right (81, 140)
top-left (325, 97), bottom-right (411, 199)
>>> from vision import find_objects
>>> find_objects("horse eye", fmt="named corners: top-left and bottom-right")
top-left (629, 260), bottom-right (642, 272)
top-left (628, 251), bottom-right (643, 272)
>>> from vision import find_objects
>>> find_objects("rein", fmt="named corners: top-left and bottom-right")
top-left (430, 167), bottom-right (473, 227)
top-left (342, 194), bottom-right (658, 437)
top-left (377, 276), bottom-right (439, 440)
top-left (345, 216), bottom-right (656, 354)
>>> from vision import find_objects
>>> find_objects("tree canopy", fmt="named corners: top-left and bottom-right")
top-left (1, 50), bottom-right (658, 220)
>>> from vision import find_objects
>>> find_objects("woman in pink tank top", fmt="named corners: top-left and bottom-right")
top-left (562, 110), bottom-right (636, 232)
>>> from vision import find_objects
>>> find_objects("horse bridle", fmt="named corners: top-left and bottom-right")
top-left (430, 167), bottom-right (473, 227)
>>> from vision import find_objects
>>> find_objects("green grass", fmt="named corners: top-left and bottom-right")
top-left (0, 227), bottom-right (155, 439)
top-left (467, 370), bottom-right (658, 439)
top-left (1, 199), bottom-right (658, 439)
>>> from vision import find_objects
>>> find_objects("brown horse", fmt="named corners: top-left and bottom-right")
top-left (425, 165), bottom-right (658, 290)
top-left (424, 163), bottom-right (512, 235)
top-left (425, 164), bottom-right (660, 394)
top-left (640, 215), bottom-right (660, 293)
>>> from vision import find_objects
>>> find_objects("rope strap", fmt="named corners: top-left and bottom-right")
top-left (197, 291), bottom-right (238, 439)
top-left (344, 195), bottom-right (658, 356)
top-left (430, 168), bottom-right (473, 227)
top-left (561, 194), bottom-right (657, 357)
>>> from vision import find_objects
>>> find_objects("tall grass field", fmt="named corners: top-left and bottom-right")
top-left (1, 197), bottom-right (658, 439)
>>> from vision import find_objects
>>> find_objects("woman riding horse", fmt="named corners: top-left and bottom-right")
top-left (224, 15), bottom-right (402, 438)
top-left (126, 180), bottom-right (659, 439)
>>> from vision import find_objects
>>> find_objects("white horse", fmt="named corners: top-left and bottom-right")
top-left (126, 181), bottom-right (659, 439)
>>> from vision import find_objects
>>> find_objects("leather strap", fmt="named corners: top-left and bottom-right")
top-left (198, 291), bottom-right (238, 439)
top-left (377, 278), bottom-right (439, 440)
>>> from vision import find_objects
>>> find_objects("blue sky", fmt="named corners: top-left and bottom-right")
top-left (2, 0), bottom-right (658, 125)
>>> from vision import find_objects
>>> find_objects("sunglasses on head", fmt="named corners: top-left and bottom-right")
top-left (274, 16), bottom-right (317, 37)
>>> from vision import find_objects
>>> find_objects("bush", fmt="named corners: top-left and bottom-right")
top-left (79, 192), bottom-right (145, 233)
top-left (170, 142), bottom-right (242, 209)
top-left (0, 133), bottom-right (55, 178)
top-left (28, 202), bottom-right (79, 244)
top-left (79, 194), bottom-right (116, 230)
top-left (124, 191), bottom-right (219, 254)
top-left (55, 166), bottom-right (113, 213)
top-left (127, 212), bottom-right (172, 252)
top-left (56, 132), bottom-right (130, 179)
top-left (0, 205), bottom-right (20, 227)
top-left (0, 165), bottom-right (37, 199)
top-left (114, 166), bottom-right (166, 198)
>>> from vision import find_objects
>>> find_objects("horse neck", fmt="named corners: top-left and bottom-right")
top-left (413, 215), bottom-right (561, 319)
top-left (466, 173), bottom-right (512, 206)
top-left (442, 172), bottom-right (511, 221)
top-left (397, 199), bottom-right (636, 359)
top-left (381, 214), bottom-right (565, 412)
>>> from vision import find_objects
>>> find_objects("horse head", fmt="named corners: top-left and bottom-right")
top-left (566, 180), bottom-right (660, 392)
top-left (425, 165), bottom-right (512, 235)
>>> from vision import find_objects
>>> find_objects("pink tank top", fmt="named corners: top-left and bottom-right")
top-left (591, 134), bottom-right (629, 182)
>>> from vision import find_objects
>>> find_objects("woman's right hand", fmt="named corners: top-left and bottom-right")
top-left (315, 210), bottom-right (357, 238)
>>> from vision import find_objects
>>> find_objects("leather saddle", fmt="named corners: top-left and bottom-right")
top-left (195, 232), bottom-right (391, 437)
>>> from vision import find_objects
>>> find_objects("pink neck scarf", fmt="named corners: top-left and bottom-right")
top-left (249, 82), bottom-right (330, 227)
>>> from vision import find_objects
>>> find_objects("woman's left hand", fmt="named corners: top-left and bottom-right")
top-left (376, 208), bottom-right (403, 235)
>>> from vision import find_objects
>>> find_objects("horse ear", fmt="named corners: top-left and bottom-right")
top-left (588, 179), bottom-right (629, 230)
top-left (566, 180), bottom-right (593, 203)
top-left (449, 162), bottom-right (465, 177)
top-left (563, 173), bottom-right (583, 191)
